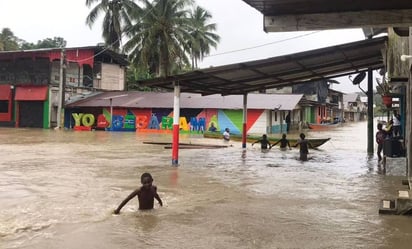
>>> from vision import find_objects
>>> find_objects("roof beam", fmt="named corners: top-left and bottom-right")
top-left (264, 9), bottom-right (412, 32)
top-left (241, 67), bottom-right (382, 93)
top-left (202, 52), bottom-right (383, 89)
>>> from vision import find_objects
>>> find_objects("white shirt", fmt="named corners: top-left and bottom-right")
top-left (223, 131), bottom-right (230, 141)
top-left (393, 115), bottom-right (401, 126)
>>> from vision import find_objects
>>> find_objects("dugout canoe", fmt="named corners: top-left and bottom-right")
top-left (143, 141), bottom-right (229, 149)
top-left (203, 132), bottom-right (330, 148)
top-left (308, 122), bottom-right (341, 131)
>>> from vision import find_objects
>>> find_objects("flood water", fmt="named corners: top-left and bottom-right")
top-left (1, 122), bottom-right (412, 249)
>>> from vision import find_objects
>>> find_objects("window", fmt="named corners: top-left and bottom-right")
top-left (0, 101), bottom-right (8, 113)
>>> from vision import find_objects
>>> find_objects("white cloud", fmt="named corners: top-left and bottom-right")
top-left (0, 0), bottom-right (376, 92)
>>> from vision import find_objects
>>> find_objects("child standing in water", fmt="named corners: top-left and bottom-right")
top-left (376, 123), bottom-right (386, 162)
top-left (293, 133), bottom-right (312, 161)
top-left (252, 134), bottom-right (272, 150)
top-left (223, 128), bottom-right (230, 141)
top-left (114, 173), bottom-right (163, 214)
top-left (270, 133), bottom-right (291, 151)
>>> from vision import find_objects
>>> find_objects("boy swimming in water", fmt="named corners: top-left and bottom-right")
top-left (114, 172), bottom-right (163, 214)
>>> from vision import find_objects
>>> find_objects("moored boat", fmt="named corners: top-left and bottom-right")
top-left (308, 122), bottom-right (341, 131)
top-left (143, 141), bottom-right (229, 149)
top-left (203, 132), bottom-right (330, 148)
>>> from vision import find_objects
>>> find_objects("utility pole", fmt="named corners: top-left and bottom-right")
top-left (56, 49), bottom-right (64, 129)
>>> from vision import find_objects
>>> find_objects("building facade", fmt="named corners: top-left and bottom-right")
top-left (0, 46), bottom-right (128, 128)
top-left (65, 92), bottom-right (304, 135)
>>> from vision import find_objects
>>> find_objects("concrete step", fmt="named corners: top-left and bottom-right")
top-left (379, 199), bottom-right (397, 215)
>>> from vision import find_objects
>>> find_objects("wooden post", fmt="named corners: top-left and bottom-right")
top-left (367, 68), bottom-right (374, 155)
top-left (407, 28), bottom-right (412, 188)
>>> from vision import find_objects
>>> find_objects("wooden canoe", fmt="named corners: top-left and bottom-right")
top-left (163, 144), bottom-right (229, 149)
top-left (143, 141), bottom-right (229, 149)
top-left (203, 132), bottom-right (330, 148)
top-left (308, 123), bottom-right (341, 131)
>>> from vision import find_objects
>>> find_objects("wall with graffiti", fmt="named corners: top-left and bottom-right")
top-left (66, 107), bottom-right (275, 135)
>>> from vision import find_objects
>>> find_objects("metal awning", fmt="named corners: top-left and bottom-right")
top-left (66, 91), bottom-right (303, 111)
top-left (242, 0), bottom-right (412, 31)
top-left (0, 85), bottom-right (11, 100)
top-left (15, 86), bottom-right (48, 101)
top-left (137, 36), bottom-right (387, 96)
top-left (242, 0), bottom-right (412, 16)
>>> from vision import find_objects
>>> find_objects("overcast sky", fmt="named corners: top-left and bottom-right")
top-left (0, 0), bottom-right (374, 93)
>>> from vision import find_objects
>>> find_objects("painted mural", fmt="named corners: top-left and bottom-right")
top-left (67, 108), bottom-right (267, 135)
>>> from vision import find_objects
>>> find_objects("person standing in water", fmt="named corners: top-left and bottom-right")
top-left (392, 110), bottom-right (401, 137)
top-left (270, 133), bottom-right (291, 151)
top-left (208, 122), bottom-right (217, 132)
top-left (252, 134), bottom-right (272, 151)
top-left (376, 123), bottom-right (386, 162)
top-left (223, 128), bottom-right (230, 141)
top-left (114, 173), bottom-right (163, 214)
top-left (285, 111), bottom-right (291, 133)
top-left (293, 133), bottom-right (312, 161)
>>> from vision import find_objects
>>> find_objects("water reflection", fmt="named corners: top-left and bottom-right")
top-left (1, 122), bottom-right (412, 249)
top-left (133, 212), bottom-right (160, 233)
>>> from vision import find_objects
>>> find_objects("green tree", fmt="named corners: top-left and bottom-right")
top-left (0, 28), bottom-right (20, 51)
top-left (85, 0), bottom-right (138, 51)
top-left (126, 64), bottom-right (153, 90)
top-left (124, 0), bottom-right (194, 77)
top-left (21, 37), bottom-right (67, 50)
top-left (187, 6), bottom-right (220, 69)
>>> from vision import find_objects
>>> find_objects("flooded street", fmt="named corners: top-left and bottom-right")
top-left (1, 122), bottom-right (412, 249)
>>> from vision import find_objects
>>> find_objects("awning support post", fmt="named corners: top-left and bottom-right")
top-left (367, 68), bottom-right (374, 155)
top-left (109, 98), bottom-right (113, 131)
top-left (408, 27), bottom-right (412, 187)
top-left (172, 83), bottom-right (180, 166)
top-left (242, 94), bottom-right (248, 149)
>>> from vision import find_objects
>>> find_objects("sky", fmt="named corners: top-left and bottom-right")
top-left (0, 0), bottom-right (373, 93)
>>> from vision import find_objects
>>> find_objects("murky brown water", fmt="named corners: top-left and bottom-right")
top-left (1, 122), bottom-right (412, 249)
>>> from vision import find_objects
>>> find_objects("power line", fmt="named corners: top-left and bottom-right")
top-left (69, 6), bottom-right (321, 64)
top-left (205, 31), bottom-right (322, 58)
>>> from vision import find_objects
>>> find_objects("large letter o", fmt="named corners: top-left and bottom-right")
top-left (82, 114), bottom-right (95, 127)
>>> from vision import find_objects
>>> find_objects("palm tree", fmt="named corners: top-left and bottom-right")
top-left (124, 0), bottom-right (194, 77)
top-left (187, 6), bottom-right (220, 69)
top-left (85, 0), bottom-right (139, 51)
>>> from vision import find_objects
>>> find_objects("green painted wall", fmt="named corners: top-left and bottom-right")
top-left (43, 91), bottom-right (50, 128)
top-left (222, 110), bottom-right (243, 131)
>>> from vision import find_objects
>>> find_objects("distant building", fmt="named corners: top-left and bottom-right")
top-left (0, 46), bottom-right (128, 128)
top-left (268, 79), bottom-right (345, 125)
top-left (343, 93), bottom-right (366, 121)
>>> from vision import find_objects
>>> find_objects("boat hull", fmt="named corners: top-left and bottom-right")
top-left (203, 132), bottom-right (330, 148)
top-left (308, 123), bottom-right (341, 131)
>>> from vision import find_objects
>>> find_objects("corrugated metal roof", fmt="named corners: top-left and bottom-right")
top-left (0, 85), bottom-right (11, 100)
top-left (15, 86), bottom-right (48, 101)
top-left (0, 46), bottom-right (128, 66)
top-left (343, 93), bottom-right (359, 103)
top-left (360, 96), bottom-right (368, 103)
top-left (66, 91), bottom-right (302, 111)
top-left (136, 37), bottom-right (387, 96)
